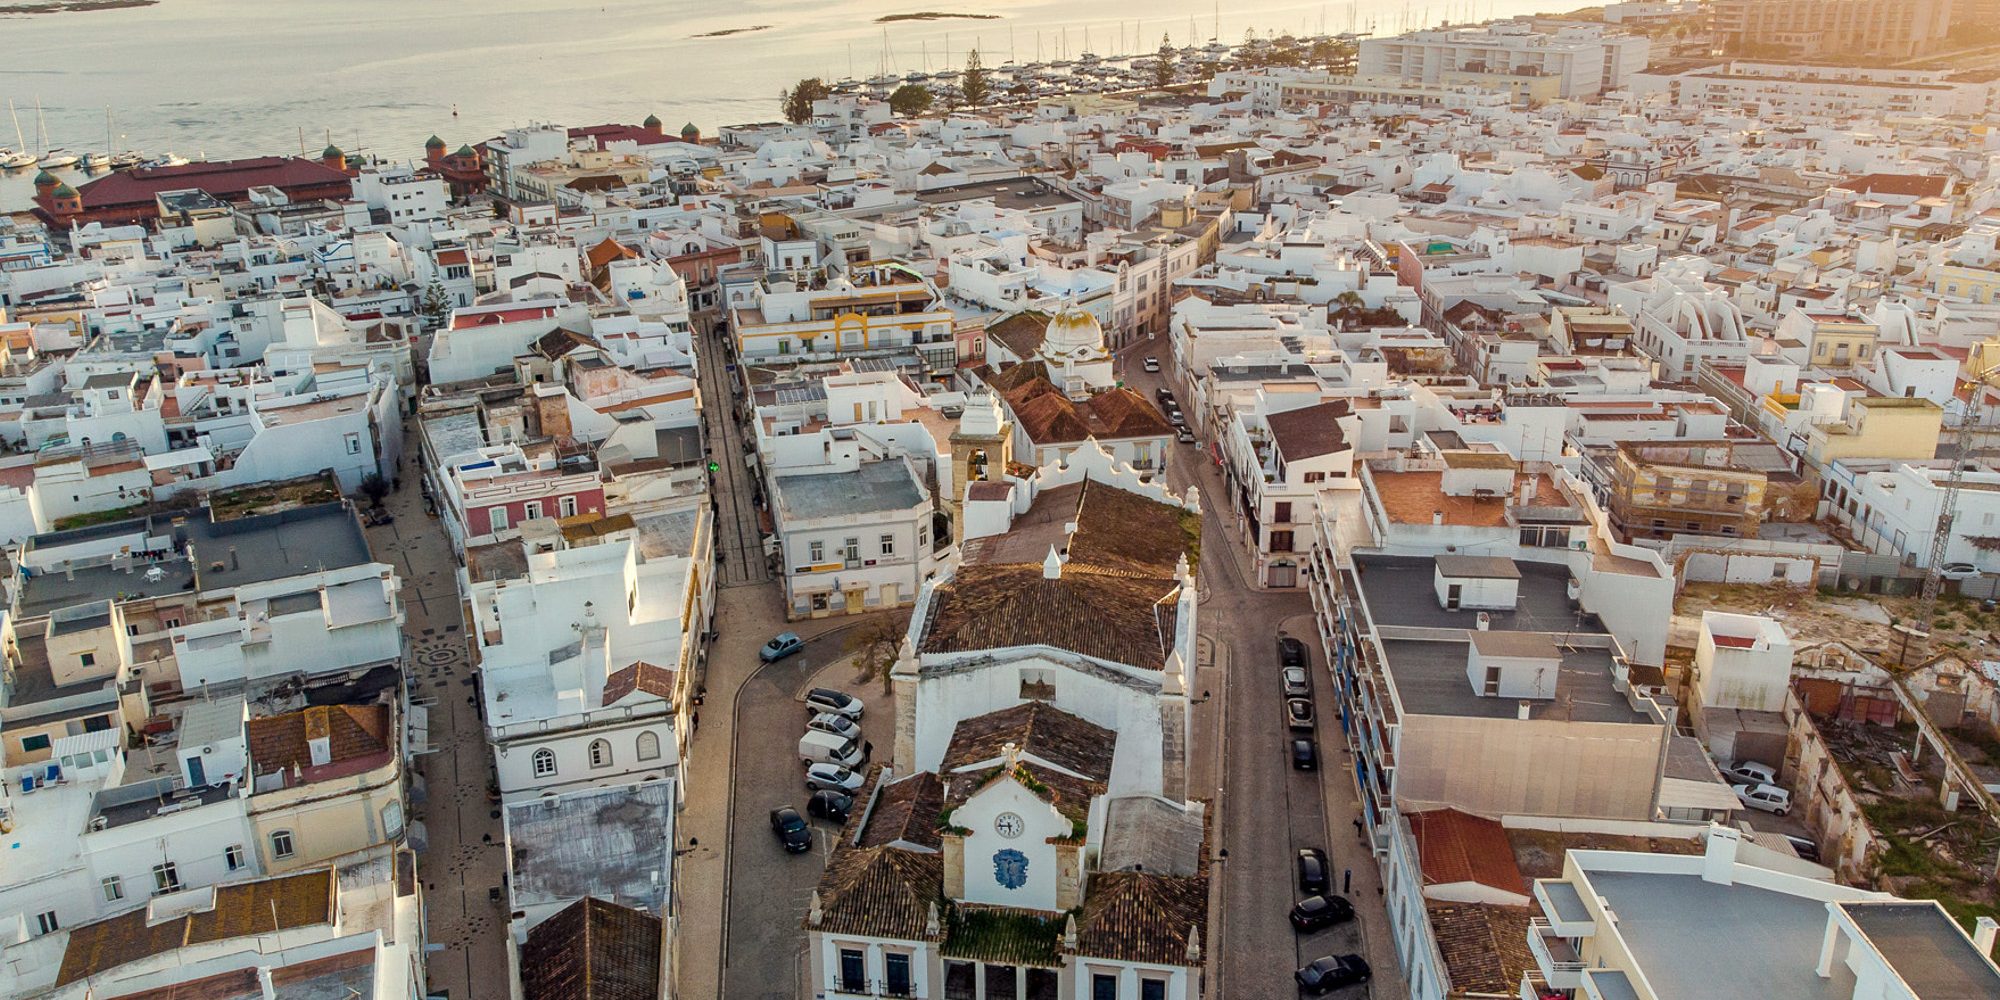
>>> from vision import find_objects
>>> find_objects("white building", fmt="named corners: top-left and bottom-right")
top-left (771, 454), bottom-right (941, 619)
top-left (1358, 22), bottom-right (1650, 99)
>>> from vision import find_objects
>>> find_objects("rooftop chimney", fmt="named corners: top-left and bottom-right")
top-left (1976, 917), bottom-right (1998, 959)
top-left (1701, 825), bottom-right (1741, 886)
top-left (1043, 546), bottom-right (1063, 580)
top-left (1516, 699), bottom-right (1531, 720)
top-left (1432, 509), bottom-right (1444, 526)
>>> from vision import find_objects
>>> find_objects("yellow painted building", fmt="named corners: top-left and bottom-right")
top-left (1803, 395), bottom-right (1943, 466)
top-left (1933, 260), bottom-right (2000, 304)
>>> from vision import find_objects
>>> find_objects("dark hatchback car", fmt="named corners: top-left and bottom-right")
top-left (769, 806), bottom-right (811, 853)
top-left (1290, 894), bottom-right (1356, 933)
top-left (1278, 636), bottom-right (1308, 668)
top-left (1296, 848), bottom-right (1332, 895)
top-left (1296, 954), bottom-right (1371, 995)
top-left (807, 789), bottom-right (853, 823)
top-left (1291, 738), bottom-right (1318, 770)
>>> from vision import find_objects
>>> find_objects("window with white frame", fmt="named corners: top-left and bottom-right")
top-left (270, 830), bottom-right (295, 860)
top-left (101, 875), bottom-right (124, 902)
top-left (559, 495), bottom-right (578, 518)
top-left (880, 533), bottom-right (895, 557)
top-left (533, 747), bottom-right (558, 777)
top-left (809, 540), bottom-right (825, 563)
top-left (524, 500), bottom-right (543, 521)
top-left (225, 844), bottom-right (246, 871)
top-left (152, 862), bottom-right (181, 895)
top-left (589, 739), bottom-right (612, 768)
top-left (34, 911), bottom-right (57, 935)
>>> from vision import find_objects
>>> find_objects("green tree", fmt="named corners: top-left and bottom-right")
top-left (889, 83), bottom-right (933, 116)
top-left (782, 77), bottom-right (830, 124)
top-left (359, 472), bottom-right (389, 509)
top-left (846, 613), bottom-right (910, 694)
top-left (1153, 33), bottom-right (1178, 88)
top-left (960, 48), bottom-right (990, 106)
top-left (420, 277), bottom-right (450, 330)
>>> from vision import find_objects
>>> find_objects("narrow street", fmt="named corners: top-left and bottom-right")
top-left (1116, 339), bottom-right (1401, 1000)
top-left (366, 428), bottom-right (511, 1000)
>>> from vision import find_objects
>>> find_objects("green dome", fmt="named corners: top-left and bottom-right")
top-left (33, 169), bottom-right (56, 186)
top-left (642, 113), bottom-right (662, 127)
top-left (322, 144), bottom-right (343, 159)
top-left (425, 135), bottom-right (446, 149)
top-left (51, 182), bottom-right (77, 198)
top-left (680, 121), bottom-right (699, 135)
top-left (454, 144), bottom-right (476, 158)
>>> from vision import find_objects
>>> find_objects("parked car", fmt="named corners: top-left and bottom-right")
top-left (1176, 426), bottom-right (1195, 444)
top-left (1167, 408), bottom-right (1186, 427)
top-left (1142, 356), bottom-right (1161, 373)
top-left (1722, 760), bottom-right (1777, 786)
top-left (1278, 636), bottom-right (1308, 669)
top-left (805, 687), bottom-right (864, 719)
top-left (1941, 562), bottom-right (1982, 579)
top-left (760, 632), bottom-right (805, 662)
top-left (808, 712), bottom-right (861, 739)
top-left (1736, 782), bottom-right (1792, 816)
top-left (799, 730), bottom-right (864, 768)
top-left (1290, 894), bottom-right (1356, 933)
top-left (1291, 738), bottom-right (1318, 770)
top-left (1296, 848), bottom-right (1331, 895)
top-left (1296, 955), bottom-right (1371, 995)
top-left (805, 763), bottom-right (865, 793)
top-left (1155, 387), bottom-right (1174, 404)
top-left (1792, 832), bottom-right (1824, 864)
top-left (1282, 666), bottom-right (1311, 698)
top-left (769, 806), bottom-right (811, 853)
top-left (1286, 698), bottom-right (1316, 732)
top-left (807, 789), bottom-right (854, 823)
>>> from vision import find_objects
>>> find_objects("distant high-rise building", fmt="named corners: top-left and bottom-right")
top-left (1711, 0), bottom-right (1953, 59)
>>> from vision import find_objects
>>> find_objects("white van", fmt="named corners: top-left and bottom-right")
top-left (798, 729), bottom-right (863, 768)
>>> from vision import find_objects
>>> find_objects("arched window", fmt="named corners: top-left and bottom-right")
top-left (531, 748), bottom-right (557, 778)
top-left (636, 731), bottom-right (661, 762)
top-left (270, 829), bottom-right (295, 860)
top-left (588, 739), bottom-right (612, 769)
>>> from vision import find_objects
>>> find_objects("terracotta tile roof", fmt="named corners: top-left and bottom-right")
top-left (1406, 808), bottom-right (1530, 897)
top-left (1073, 869), bottom-right (1209, 966)
top-left (602, 661), bottom-right (677, 706)
top-left (1427, 903), bottom-right (1537, 995)
top-left (520, 896), bottom-right (664, 1000)
top-left (74, 157), bottom-right (352, 211)
top-left (57, 870), bottom-right (336, 986)
top-left (1843, 173), bottom-right (1950, 199)
top-left (246, 704), bottom-right (392, 780)
top-left (987, 311), bottom-right (1052, 360)
top-left (926, 477), bottom-right (1192, 668)
top-left (1001, 377), bottom-right (1173, 445)
top-left (921, 563), bottom-right (1181, 668)
top-left (1266, 400), bottom-right (1352, 461)
top-left (109, 948), bottom-right (377, 999)
top-left (857, 770), bottom-right (946, 850)
top-left (587, 237), bottom-right (639, 272)
top-left (941, 905), bottom-right (1065, 965)
top-left (940, 703), bottom-right (1114, 822)
top-left (810, 847), bottom-right (946, 941)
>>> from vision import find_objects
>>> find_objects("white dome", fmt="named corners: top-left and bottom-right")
top-left (1043, 303), bottom-right (1104, 354)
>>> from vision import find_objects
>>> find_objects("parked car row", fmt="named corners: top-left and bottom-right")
top-left (1721, 759), bottom-right (1792, 816)
top-left (1293, 848), bottom-right (1366, 991)
top-left (765, 631), bottom-right (866, 855)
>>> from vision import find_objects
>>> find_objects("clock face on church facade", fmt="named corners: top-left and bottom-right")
top-left (994, 811), bottom-right (1025, 838)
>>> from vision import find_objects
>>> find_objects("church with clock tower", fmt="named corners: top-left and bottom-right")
top-left (804, 443), bottom-right (1209, 1000)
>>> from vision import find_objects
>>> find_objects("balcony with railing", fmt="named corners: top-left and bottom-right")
top-left (1527, 918), bottom-right (1584, 990)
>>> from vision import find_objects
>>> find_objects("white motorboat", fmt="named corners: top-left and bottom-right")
top-left (0, 150), bottom-right (34, 169)
top-left (40, 148), bottom-right (78, 169)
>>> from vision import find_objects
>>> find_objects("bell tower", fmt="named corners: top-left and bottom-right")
top-left (947, 389), bottom-right (1011, 541)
